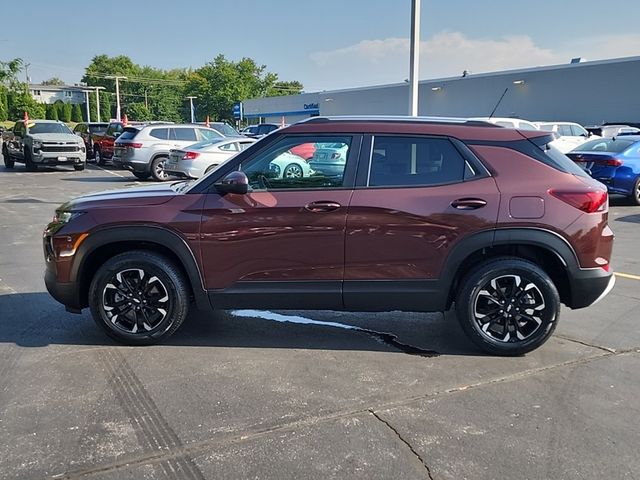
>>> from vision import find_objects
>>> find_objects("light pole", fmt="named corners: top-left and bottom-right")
top-left (105, 75), bottom-right (127, 121)
top-left (82, 90), bottom-right (91, 122)
top-left (409, 0), bottom-right (421, 116)
top-left (92, 86), bottom-right (106, 122)
top-left (186, 96), bottom-right (197, 123)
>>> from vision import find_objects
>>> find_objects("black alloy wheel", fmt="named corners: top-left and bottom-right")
top-left (456, 257), bottom-right (560, 356)
top-left (89, 251), bottom-right (190, 345)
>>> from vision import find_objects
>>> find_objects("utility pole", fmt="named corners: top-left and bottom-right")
top-left (105, 75), bottom-right (127, 121)
top-left (24, 62), bottom-right (31, 84)
top-left (186, 96), bottom-right (197, 123)
top-left (408, 0), bottom-right (421, 116)
top-left (144, 89), bottom-right (148, 110)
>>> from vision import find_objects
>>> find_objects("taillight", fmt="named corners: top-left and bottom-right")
top-left (549, 189), bottom-right (608, 213)
top-left (183, 151), bottom-right (200, 160)
top-left (606, 158), bottom-right (623, 167)
top-left (121, 142), bottom-right (142, 149)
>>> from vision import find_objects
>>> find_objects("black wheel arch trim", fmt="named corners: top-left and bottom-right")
top-left (72, 225), bottom-right (209, 310)
top-left (440, 227), bottom-right (583, 306)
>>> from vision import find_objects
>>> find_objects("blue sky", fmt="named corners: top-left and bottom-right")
top-left (2, 0), bottom-right (639, 91)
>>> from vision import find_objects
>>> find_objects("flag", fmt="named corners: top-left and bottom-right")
top-left (122, 114), bottom-right (128, 126)
top-left (205, 115), bottom-right (210, 128)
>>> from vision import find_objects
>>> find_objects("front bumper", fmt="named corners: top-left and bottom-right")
top-left (44, 264), bottom-right (82, 312)
top-left (34, 151), bottom-right (86, 165)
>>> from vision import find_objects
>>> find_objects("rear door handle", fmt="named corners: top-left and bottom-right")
top-left (305, 201), bottom-right (342, 212)
top-left (451, 198), bottom-right (487, 210)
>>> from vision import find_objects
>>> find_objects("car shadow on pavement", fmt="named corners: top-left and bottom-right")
top-left (614, 214), bottom-right (640, 224)
top-left (60, 176), bottom-right (138, 183)
top-left (0, 292), bottom-right (484, 356)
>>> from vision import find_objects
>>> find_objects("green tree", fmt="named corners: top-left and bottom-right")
top-left (72, 103), bottom-right (83, 122)
top-left (41, 77), bottom-right (65, 86)
top-left (60, 102), bottom-right (72, 122)
top-left (0, 58), bottom-right (22, 86)
top-left (7, 91), bottom-right (46, 119)
top-left (125, 102), bottom-right (152, 121)
top-left (46, 103), bottom-right (59, 120)
top-left (0, 87), bottom-right (8, 121)
top-left (99, 92), bottom-right (112, 121)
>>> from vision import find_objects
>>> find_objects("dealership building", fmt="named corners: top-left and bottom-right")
top-left (243, 56), bottom-right (640, 126)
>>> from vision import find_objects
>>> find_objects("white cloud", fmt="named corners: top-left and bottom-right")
top-left (306, 31), bottom-right (640, 91)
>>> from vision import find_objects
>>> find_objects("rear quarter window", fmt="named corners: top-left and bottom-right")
top-left (150, 128), bottom-right (169, 140)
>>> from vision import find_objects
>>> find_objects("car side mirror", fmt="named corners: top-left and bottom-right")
top-left (113, 132), bottom-right (121, 138)
top-left (215, 171), bottom-right (249, 195)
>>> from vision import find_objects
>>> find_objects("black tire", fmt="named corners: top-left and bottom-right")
top-left (74, 164), bottom-right (85, 171)
top-left (150, 156), bottom-right (170, 181)
top-left (24, 148), bottom-right (38, 171)
top-left (455, 257), bottom-right (560, 356)
top-left (88, 250), bottom-right (190, 345)
top-left (133, 171), bottom-right (151, 180)
top-left (629, 177), bottom-right (640, 206)
top-left (95, 148), bottom-right (106, 166)
top-left (2, 145), bottom-right (14, 169)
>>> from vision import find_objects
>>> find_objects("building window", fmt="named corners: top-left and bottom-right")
top-left (32, 90), bottom-right (41, 96)
top-left (64, 91), bottom-right (73, 98)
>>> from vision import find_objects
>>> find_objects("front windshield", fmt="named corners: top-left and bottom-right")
top-left (28, 122), bottom-right (73, 135)
top-left (574, 138), bottom-right (635, 153)
top-left (211, 123), bottom-right (239, 136)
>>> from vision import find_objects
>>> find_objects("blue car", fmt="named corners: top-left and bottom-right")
top-left (567, 136), bottom-right (640, 205)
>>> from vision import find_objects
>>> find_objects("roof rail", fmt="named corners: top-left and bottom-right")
top-left (298, 115), bottom-right (498, 128)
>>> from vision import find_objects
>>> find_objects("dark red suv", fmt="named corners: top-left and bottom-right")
top-left (43, 116), bottom-right (615, 355)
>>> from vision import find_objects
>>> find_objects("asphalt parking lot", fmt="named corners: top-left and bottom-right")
top-left (1, 161), bottom-right (639, 480)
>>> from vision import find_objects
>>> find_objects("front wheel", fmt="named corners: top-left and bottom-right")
top-left (88, 251), bottom-right (190, 345)
top-left (283, 163), bottom-right (304, 179)
top-left (455, 258), bottom-right (560, 356)
top-left (24, 148), bottom-right (38, 171)
top-left (2, 146), bottom-right (14, 168)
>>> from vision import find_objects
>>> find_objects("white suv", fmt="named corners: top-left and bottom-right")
top-left (113, 124), bottom-right (224, 180)
top-left (535, 122), bottom-right (594, 153)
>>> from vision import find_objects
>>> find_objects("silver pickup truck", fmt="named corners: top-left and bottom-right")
top-left (2, 120), bottom-right (86, 171)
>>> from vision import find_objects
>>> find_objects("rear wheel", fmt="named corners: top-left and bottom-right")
top-left (24, 148), bottom-right (38, 171)
top-left (283, 163), bottom-right (303, 179)
top-left (151, 156), bottom-right (170, 181)
top-left (629, 177), bottom-right (640, 206)
top-left (133, 171), bottom-right (151, 180)
top-left (88, 251), bottom-right (190, 345)
top-left (95, 148), bottom-right (105, 166)
top-left (2, 145), bottom-right (14, 168)
top-left (74, 164), bottom-right (85, 171)
top-left (455, 257), bottom-right (560, 356)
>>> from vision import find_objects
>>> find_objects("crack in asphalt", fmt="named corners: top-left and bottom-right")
top-left (554, 334), bottom-right (618, 353)
top-left (49, 349), bottom-right (637, 479)
top-left (231, 310), bottom-right (439, 358)
top-left (368, 409), bottom-right (435, 479)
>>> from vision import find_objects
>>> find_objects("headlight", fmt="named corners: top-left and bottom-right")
top-left (52, 211), bottom-right (84, 224)
top-left (32, 140), bottom-right (42, 150)
top-left (79, 144), bottom-right (86, 152)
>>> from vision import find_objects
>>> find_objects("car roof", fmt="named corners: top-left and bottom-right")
top-left (286, 115), bottom-right (547, 142)
top-left (18, 119), bottom-right (64, 124)
top-left (184, 137), bottom-right (256, 150)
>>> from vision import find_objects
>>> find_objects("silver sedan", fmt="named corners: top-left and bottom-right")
top-left (165, 138), bottom-right (256, 179)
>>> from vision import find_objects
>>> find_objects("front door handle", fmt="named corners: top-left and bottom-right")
top-left (451, 198), bottom-right (487, 210)
top-left (305, 201), bottom-right (342, 213)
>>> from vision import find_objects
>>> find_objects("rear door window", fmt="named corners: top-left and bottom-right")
top-left (171, 128), bottom-right (198, 142)
top-left (558, 125), bottom-right (573, 136)
top-left (368, 136), bottom-right (467, 187)
top-left (150, 128), bottom-right (168, 140)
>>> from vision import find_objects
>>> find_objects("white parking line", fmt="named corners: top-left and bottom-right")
top-left (89, 163), bottom-right (128, 178)
top-left (614, 272), bottom-right (640, 281)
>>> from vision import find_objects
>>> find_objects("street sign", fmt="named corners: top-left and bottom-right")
top-left (233, 102), bottom-right (243, 120)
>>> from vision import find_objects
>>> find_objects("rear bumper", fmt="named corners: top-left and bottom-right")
top-left (121, 161), bottom-right (149, 173)
top-left (567, 267), bottom-right (615, 309)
